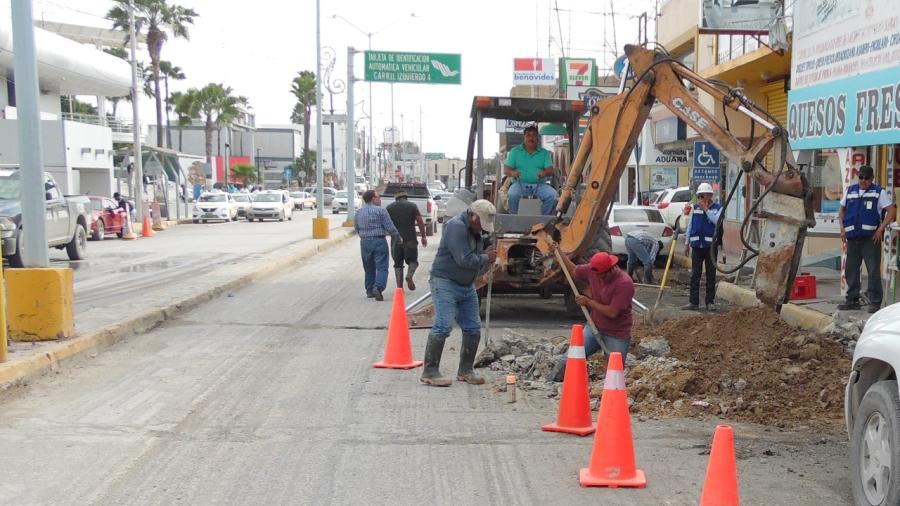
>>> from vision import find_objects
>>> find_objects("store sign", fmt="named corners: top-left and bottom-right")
top-left (565, 86), bottom-right (614, 109)
top-left (788, 0), bottom-right (900, 149)
top-left (495, 119), bottom-right (531, 134)
top-left (513, 58), bottom-right (556, 85)
top-left (559, 58), bottom-right (597, 89)
top-left (655, 150), bottom-right (688, 164)
top-left (700, 0), bottom-right (783, 35)
top-left (649, 167), bottom-right (678, 190)
top-left (364, 51), bottom-right (461, 84)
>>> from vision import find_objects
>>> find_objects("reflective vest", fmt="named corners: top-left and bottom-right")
top-left (842, 183), bottom-right (882, 239)
top-left (689, 202), bottom-right (721, 248)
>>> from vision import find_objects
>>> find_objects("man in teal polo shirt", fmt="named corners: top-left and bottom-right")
top-left (504, 124), bottom-right (558, 215)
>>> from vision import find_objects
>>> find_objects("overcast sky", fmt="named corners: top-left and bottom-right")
top-left (18, 0), bottom-right (656, 158)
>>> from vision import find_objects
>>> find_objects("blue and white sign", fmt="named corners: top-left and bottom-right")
top-left (284, 167), bottom-right (293, 179)
top-left (692, 141), bottom-right (720, 181)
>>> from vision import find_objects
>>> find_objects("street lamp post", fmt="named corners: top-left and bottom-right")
top-left (312, 0), bottom-right (329, 238)
top-left (256, 147), bottom-right (263, 189)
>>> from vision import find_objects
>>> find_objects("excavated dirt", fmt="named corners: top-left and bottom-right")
top-left (621, 306), bottom-right (850, 430)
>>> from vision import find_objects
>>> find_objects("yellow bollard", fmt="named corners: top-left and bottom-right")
top-left (7, 268), bottom-right (74, 341)
top-left (312, 217), bottom-right (330, 239)
top-left (0, 261), bottom-right (6, 363)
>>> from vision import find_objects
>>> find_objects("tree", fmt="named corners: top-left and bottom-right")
top-left (107, 0), bottom-right (198, 148)
top-left (170, 89), bottom-right (194, 150)
top-left (60, 96), bottom-right (97, 115)
top-left (231, 163), bottom-right (257, 186)
top-left (171, 83), bottom-right (246, 171)
top-left (294, 151), bottom-right (316, 186)
top-left (290, 71), bottom-right (317, 181)
top-left (159, 60), bottom-right (185, 149)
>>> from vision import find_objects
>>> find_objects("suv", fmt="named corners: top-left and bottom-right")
top-left (845, 302), bottom-right (900, 505)
top-left (653, 186), bottom-right (693, 230)
top-left (380, 182), bottom-right (438, 236)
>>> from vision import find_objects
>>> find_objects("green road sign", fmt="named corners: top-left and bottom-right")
top-left (364, 51), bottom-right (461, 85)
top-left (425, 152), bottom-right (445, 160)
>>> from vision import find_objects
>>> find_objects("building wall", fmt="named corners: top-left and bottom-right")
top-left (657, 0), bottom-right (699, 50)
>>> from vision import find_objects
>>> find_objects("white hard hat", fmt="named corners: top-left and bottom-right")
top-left (696, 182), bottom-right (714, 195)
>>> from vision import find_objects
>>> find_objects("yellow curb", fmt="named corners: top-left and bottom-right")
top-left (716, 281), bottom-right (832, 333)
top-left (0, 229), bottom-right (356, 390)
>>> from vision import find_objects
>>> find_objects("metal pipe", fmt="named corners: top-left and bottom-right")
top-left (315, 0), bottom-right (325, 217)
top-left (737, 105), bottom-right (776, 131)
top-left (11, 0), bottom-right (49, 267)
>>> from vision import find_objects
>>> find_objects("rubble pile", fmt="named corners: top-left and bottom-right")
top-left (823, 311), bottom-right (869, 354)
top-left (475, 329), bottom-right (576, 395)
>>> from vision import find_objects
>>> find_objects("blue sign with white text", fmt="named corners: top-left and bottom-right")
top-left (692, 141), bottom-right (720, 181)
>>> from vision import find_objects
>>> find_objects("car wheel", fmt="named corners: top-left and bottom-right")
top-left (66, 224), bottom-right (87, 261)
top-left (851, 380), bottom-right (900, 506)
top-left (201, 220), bottom-right (207, 224)
top-left (92, 220), bottom-right (105, 241)
top-left (231, 214), bottom-right (238, 221)
top-left (193, 219), bottom-right (199, 224)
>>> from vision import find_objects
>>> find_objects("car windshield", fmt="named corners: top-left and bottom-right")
top-left (384, 185), bottom-right (430, 198)
top-left (0, 172), bottom-right (20, 199)
top-left (614, 209), bottom-right (664, 223)
top-left (290, 192), bottom-right (302, 198)
top-left (335, 191), bottom-right (349, 198)
top-left (91, 200), bottom-right (103, 212)
top-left (232, 195), bottom-right (249, 202)
top-left (199, 194), bottom-right (227, 203)
top-left (254, 194), bottom-right (280, 202)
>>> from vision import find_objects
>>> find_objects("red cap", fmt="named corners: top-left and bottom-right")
top-left (589, 252), bottom-right (617, 274)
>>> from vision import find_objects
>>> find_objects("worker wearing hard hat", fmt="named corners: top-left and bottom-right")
top-left (683, 182), bottom-right (722, 311)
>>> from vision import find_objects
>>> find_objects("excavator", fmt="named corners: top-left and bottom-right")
top-left (407, 44), bottom-right (814, 327)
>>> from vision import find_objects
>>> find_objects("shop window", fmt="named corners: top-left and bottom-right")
top-left (807, 149), bottom-right (843, 215)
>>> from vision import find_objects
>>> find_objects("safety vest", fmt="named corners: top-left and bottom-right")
top-left (689, 202), bottom-right (721, 248)
top-left (842, 183), bottom-right (883, 239)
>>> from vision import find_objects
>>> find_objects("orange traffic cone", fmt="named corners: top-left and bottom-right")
top-left (699, 425), bottom-right (740, 506)
top-left (141, 215), bottom-right (154, 237)
top-left (542, 325), bottom-right (595, 436)
top-left (579, 352), bottom-right (646, 488)
top-left (373, 288), bottom-right (423, 369)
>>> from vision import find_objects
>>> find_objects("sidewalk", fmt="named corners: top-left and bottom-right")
top-left (1, 223), bottom-right (356, 389)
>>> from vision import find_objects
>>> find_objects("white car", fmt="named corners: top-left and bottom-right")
top-left (607, 205), bottom-right (674, 259)
top-left (193, 192), bottom-right (237, 223)
top-left (845, 303), bottom-right (900, 506)
top-left (231, 193), bottom-right (252, 219)
top-left (652, 186), bottom-right (693, 230)
top-left (248, 190), bottom-right (293, 222)
top-left (332, 190), bottom-right (362, 214)
top-left (290, 191), bottom-right (316, 210)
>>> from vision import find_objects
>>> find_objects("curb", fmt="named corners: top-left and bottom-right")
top-left (0, 229), bottom-right (356, 390)
top-left (716, 281), bottom-right (833, 333)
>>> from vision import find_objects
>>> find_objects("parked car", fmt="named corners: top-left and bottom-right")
top-left (248, 190), bottom-right (293, 221)
top-left (192, 192), bottom-right (238, 223)
top-left (0, 167), bottom-right (90, 266)
top-left (631, 189), bottom-right (665, 206)
top-left (380, 182), bottom-right (438, 236)
top-left (845, 303), bottom-right (900, 506)
top-left (87, 196), bottom-right (127, 240)
top-left (304, 186), bottom-right (337, 206)
top-left (332, 190), bottom-right (362, 214)
top-left (607, 204), bottom-right (674, 260)
top-left (290, 191), bottom-right (316, 210)
top-left (231, 193), bottom-right (252, 219)
top-left (652, 186), bottom-right (693, 230)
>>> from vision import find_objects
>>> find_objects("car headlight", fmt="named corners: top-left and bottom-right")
top-left (0, 217), bottom-right (15, 231)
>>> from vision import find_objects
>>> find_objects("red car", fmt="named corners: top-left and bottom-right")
top-left (87, 196), bottom-right (127, 240)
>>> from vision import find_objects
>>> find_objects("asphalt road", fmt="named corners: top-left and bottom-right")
top-left (0, 231), bottom-right (852, 505)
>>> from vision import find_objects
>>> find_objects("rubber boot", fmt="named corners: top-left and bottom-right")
top-left (420, 333), bottom-right (452, 387)
top-left (643, 267), bottom-right (654, 285)
top-left (457, 332), bottom-right (485, 385)
top-left (394, 268), bottom-right (405, 290)
top-left (626, 263), bottom-right (637, 282)
top-left (405, 262), bottom-right (418, 291)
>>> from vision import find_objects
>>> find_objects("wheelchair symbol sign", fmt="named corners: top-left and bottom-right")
top-left (692, 141), bottom-right (719, 169)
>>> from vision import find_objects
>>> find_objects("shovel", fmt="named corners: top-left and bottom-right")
top-left (646, 215), bottom-right (682, 324)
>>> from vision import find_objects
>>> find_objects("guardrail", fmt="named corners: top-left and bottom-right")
top-left (61, 113), bottom-right (137, 134)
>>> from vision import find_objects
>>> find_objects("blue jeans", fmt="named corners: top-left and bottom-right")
top-left (430, 276), bottom-right (481, 337)
top-left (551, 323), bottom-right (630, 380)
top-left (626, 236), bottom-right (654, 269)
top-left (360, 238), bottom-right (389, 293)
top-left (508, 182), bottom-right (558, 215)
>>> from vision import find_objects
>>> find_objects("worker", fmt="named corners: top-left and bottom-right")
top-left (353, 190), bottom-right (401, 301)
top-left (504, 124), bottom-right (558, 215)
top-left (420, 200), bottom-right (498, 387)
top-left (682, 182), bottom-right (722, 311)
top-left (625, 229), bottom-right (660, 284)
top-left (386, 191), bottom-right (428, 291)
top-left (838, 165), bottom-right (897, 313)
top-left (548, 249), bottom-right (635, 382)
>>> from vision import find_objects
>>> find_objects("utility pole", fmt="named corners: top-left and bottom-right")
top-left (367, 34), bottom-right (374, 187)
top-left (128, 0), bottom-right (145, 223)
top-left (419, 107), bottom-right (424, 182)
top-left (345, 46), bottom-right (356, 226)
top-left (256, 147), bottom-right (263, 188)
top-left (11, 0), bottom-right (48, 267)
top-left (223, 126), bottom-right (230, 190)
top-left (312, 0), bottom-right (328, 238)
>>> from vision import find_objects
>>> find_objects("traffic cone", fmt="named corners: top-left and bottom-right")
top-left (542, 325), bottom-right (595, 436)
top-left (373, 288), bottom-right (423, 369)
top-left (141, 215), bottom-right (154, 237)
top-left (699, 425), bottom-right (740, 506)
top-left (579, 352), bottom-right (646, 488)
top-left (121, 213), bottom-right (137, 240)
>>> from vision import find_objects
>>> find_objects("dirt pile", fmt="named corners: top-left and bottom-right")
top-left (626, 307), bottom-right (850, 429)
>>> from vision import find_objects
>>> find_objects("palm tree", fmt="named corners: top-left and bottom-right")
top-left (107, 0), bottom-right (198, 148)
top-left (290, 71), bottom-right (316, 179)
top-left (159, 60), bottom-right (186, 148)
top-left (170, 89), bottom-right (194, 151)
top-left (231, 163), bottom-right (257, 186)
top-left (172, 83), bottom-right (246, 177)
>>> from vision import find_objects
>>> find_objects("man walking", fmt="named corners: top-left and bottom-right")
top-left (353, 190), bottom-right (401, 301)
top-left (683, 183), bottom-right (722, 311)
top-left (504, 124), bottom-right (558, 215)
top-left (386, 191), bottom-right (428, 291)
top-left (625, 229), bottom-right (660, 284)
top-left (549, 249), bottom-right (635, 382)
top-left (420, 200), bottom-right (497, 387)
top-left (839, 165), bottom-right (896, 313)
